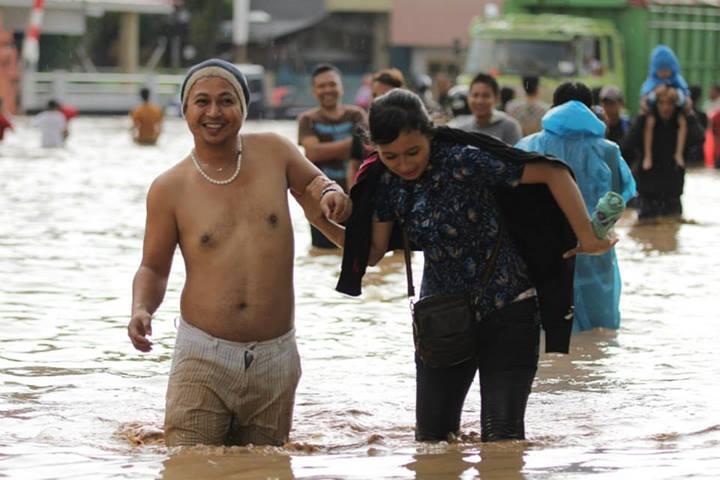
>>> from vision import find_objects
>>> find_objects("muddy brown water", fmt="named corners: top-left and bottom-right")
top-left (1, 117), bottom-right (719, 479)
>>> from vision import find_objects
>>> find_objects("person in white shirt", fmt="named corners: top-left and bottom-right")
top-left (33, 99), bottom-right (68, 148)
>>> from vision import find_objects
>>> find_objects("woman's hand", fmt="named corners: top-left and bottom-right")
top-left (563, 236), bottom-right (619, 258)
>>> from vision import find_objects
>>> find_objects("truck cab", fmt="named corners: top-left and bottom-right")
top-left (462, 14), bottom-right (624, 103)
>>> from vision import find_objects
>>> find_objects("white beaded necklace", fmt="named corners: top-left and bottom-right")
top-left (191, 145), bottom-right (242, 185)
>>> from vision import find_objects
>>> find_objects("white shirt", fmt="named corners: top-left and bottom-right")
top-left (33, 110), bottom-right (67, 148)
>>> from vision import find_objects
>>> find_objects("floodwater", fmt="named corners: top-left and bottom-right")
top-left (1, 116), bottom-right (719, 480)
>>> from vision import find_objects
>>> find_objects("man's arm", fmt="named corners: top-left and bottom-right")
top-left (129, 110), bottom-right (141, 138)
top-left (154, 108), bottom-right (163, 136)
top-left (300, 135), bottom-right (353, 164)
top-left (298, 199), bottom-right (392, 262)
top-left (297, 113), bottom-right (352, 164)
top-left (294, 175), bottom-right (391, 262)
top-left (281, 134), bottom-right (351, 224)
top-left (128, 176), bottom-right (178, 352)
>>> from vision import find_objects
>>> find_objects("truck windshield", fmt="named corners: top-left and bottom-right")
top-left (466, 39), bottom-right (576, 77)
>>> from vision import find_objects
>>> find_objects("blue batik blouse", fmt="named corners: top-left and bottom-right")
top-left (374, 137), bottom-right (534, 316)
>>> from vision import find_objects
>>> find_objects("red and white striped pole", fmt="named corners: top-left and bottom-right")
top-left (22, 0), bottom-right (45, 66)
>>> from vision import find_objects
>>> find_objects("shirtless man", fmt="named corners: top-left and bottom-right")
top-left (127, 59), bottom-right (351, 447)
top-left (130, 87), bottom-right (163, 145)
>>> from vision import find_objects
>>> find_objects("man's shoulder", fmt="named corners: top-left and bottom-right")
top-left (342, 104), bottom-right (367, 118)
top-left (494, 110), bottom-right (521, 128)
top-left (244, 130), bottom-right (288, 146)
top-left (134, 103), bottom-right (162, 114)
top-left (149, 103), bottom-right (163, 116)
top-left (37, 110), bottom-right (65, 123)
top-left (505, 99), bottom-right (525, 113)
top-left (447, 114), bottom-right (475, 130)
top-left (297, 107), bottom-right (321, 122)
top-left (244, 131), bottom-right (294, 159)
top-left (150, 158), bottom-right (189, 191)
top-left (532, 100), bottom-right (550, 111)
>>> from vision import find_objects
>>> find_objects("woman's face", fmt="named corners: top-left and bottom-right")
top-left (468, 81), bottom-right (497, 120)
top-left (376, 130), bottom-right (431, 181)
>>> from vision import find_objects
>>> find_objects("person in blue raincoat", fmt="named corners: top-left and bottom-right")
top-left (516, 82), bottom-right (636, 332)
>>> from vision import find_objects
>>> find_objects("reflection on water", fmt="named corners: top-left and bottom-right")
top-left (627, 221), bottom-right (682, 254)
top-left (161, 448), bottom-right (295, 480)
top-left (1, 118), bottom-right (720, 479)
top-left (405, 443), bottom-right (528, 480)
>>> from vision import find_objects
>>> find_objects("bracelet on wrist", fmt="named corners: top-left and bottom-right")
top-left (320, 184), bottom-right (341, 199)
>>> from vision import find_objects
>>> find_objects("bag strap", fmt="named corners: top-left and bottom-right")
top-left (402, 228), bottom-right (415, 298)
top-left (402, 223), bottom-right (504, 300)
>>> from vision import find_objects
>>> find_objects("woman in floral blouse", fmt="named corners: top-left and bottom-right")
top-left (300, 89), bottom-right (615, 443)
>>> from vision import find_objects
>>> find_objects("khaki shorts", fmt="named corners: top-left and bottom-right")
top-left (164, 318), bottom-right (301, 447)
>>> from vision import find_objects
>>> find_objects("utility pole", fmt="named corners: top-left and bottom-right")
top-left (232, 0), bottom-right (249, 64)
top-left (21, 0), bottom-right (44, 113)
top-left (21, 0), bottom-right (43, 67)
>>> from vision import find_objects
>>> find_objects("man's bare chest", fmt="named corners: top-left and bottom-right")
top-left (176, 182), bottom-right (291, 251)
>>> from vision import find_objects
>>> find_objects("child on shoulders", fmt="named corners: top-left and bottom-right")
top-left (640, 45), bottom-right (691, 170)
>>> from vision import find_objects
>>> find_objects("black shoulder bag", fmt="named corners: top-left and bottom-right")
top-left (403, 227), bottom-right (503, 368)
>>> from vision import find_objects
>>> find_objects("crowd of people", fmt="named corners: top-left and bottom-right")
top-left (350, 46), bottom-right (718, 222)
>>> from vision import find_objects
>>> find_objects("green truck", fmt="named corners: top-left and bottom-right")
top-left (464, 0), bottom-right (720, 114)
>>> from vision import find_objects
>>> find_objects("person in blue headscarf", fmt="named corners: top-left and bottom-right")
top-left (640, 45), bottom-right (691, 173)
top-left (515, 82), bottom-right (636, 332)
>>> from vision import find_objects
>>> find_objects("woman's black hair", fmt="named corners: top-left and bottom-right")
top-left (368, 89), bottom-right (433, 145)
top-left (553, 81), bottom-right (593, 108)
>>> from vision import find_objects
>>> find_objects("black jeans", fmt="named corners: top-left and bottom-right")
top-left (415, 298), bottom-right (540, 442)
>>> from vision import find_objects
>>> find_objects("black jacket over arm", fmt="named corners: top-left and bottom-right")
top-left (336, 126), bottom-right (578, 353)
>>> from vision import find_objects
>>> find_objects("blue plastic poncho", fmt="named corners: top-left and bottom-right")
top-left (640, 45), bottom-right (689, 97)
top-left (515, 101), bottom-right (636, 331)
